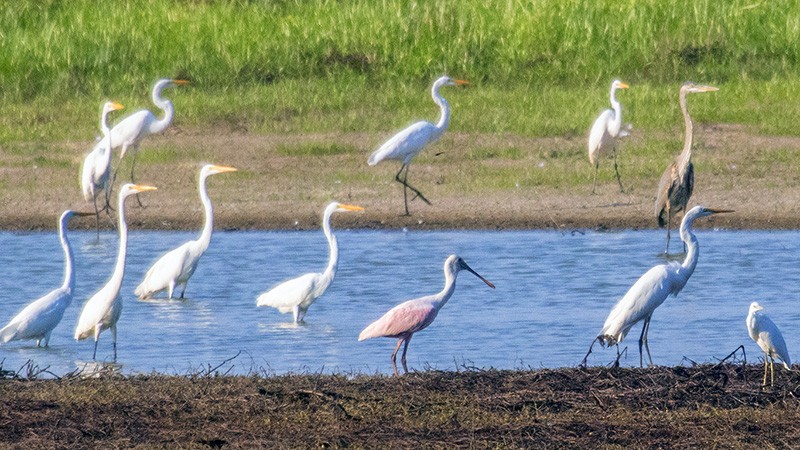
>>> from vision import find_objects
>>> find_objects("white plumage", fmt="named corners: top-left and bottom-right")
top-left (747, 301), bottom-right (791, 385)
top-left (80, 101), bottom-right (124, 232)
top-left (587, 79), bottom-right (628, 194)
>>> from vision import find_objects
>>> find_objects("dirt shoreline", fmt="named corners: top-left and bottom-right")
top-left (2, 125), bottom-right (799, 231)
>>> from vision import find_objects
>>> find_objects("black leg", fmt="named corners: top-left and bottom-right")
top-left (612, 144), bottom-right (624, 193)
top-left (394, 164), bottom-right (410, 216)
top-left (591, 163), bottom-right (599, 194)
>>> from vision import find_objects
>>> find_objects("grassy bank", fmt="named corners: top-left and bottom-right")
top-left (1, 1), bottom-right (800, 142)
top-left (1, 364), bottom-right (798, 447)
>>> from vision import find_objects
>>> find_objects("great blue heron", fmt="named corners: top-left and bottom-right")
top-left (655, 82), bottom-right (718, 254)
top-left (588, 79), bottom-right (629, 194)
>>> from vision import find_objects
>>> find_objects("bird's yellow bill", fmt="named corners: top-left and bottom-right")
top-left (708, 208), bottom-right (734, 214)
top-left (339, 204), bottom-right (365, 212)
top-left (130, 184), bottom-right (158, 193)
top-left (110, 101), bottom-right (124, 111)
top-left (173, 79), bottom-right (191, 85)
top-left (211, 165), bottom-right (237, 173)
top-left (699, 85), bottom-right (719, 92)
top-left (454, 79), bottom-right (469, 86)
top-left (618, 82), bottom-right (630, 89)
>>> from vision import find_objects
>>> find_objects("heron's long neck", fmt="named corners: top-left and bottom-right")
top-left (679, 219), bottom-right (699, 276)
top-left (609, 87), bottom-right (622, 133)
top-left (321, 211), bottom-right (338, 284)
top-left (150, 87), bottom-right (174, 134)
top-left (434, 269), bottom-right (458, 309)
top-left (59, 217), bottom-right (75, 293)
top-left (196, 174), bottom-right (214, 251)
top-left (110, 195), bottom-right (130, 293)
top-left (433, 85), bottom-right (451, 131)
top-left (678, 90), bottom-right (693, 175)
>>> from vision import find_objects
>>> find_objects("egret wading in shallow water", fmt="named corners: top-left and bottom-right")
top-left (257, 202), bottom-right (364, 323)
top-left (581, 206), bottom-right (732, 368)
top-left (747, 302), bottom-right (791, 386)
top-left (588, 80), bottom-right (629, 194)
top-left (80, 101), bottom-right (125, 234)
top-left (655, 82), bottom-right (718, 254)
top-left (359, 255), bottom-right (495, 375)
top-left (75, 184), bottom-right (157, 360)
top-left (0, 210), bottom-right (93, 347)
top-left (108, 78), bottom-right (189, 202)
top-left (135, 164), bottom-right (237, 300)
top-left (368, 76), bottom-right (468, 216)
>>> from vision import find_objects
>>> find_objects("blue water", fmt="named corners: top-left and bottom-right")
top-left (0, 228), bottom-right (798, 376)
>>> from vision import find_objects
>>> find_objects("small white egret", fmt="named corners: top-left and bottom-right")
top-left (368, 76), bottom-right (468, 215)
top-left (81, 100), bottom-right (125, 234)
top-left (0, 210), bottom-right (93, 347)
top-left (135, 164), bottom-right (237, 300)
top-left (588, 80), bottom-right (629, 193)
top-left (747, 302), bottom-right (791, 386)
top-left (256, 202), bottom-right (364, 323)
top-left (359, 255), bottom-right (494, 375)
top-left (582, 206), bottom-right (732, 367)
top-left (75, 183), bottom-right (157, 360)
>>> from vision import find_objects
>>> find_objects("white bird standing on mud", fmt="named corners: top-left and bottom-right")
top-left (747, 302), bottom-right (791, 386)
top-left (588, 79), bottom-right (629, 194)
top-left (368, 76), bottom-right (468, 215)
top-left (257, 201), bottom-right (364, 323)
top-left (359, 255), bottom-right (495, 375)
top-left (135, 164), bottom-right (237, 300)
top-left (0, 210), bottom-right (92, 347)
top-left (75, 184), bottom-right (157, 360)
top-left (581, 206), bottom-right (732, 368)
top-left (81, 100), bottom-right (125, 233)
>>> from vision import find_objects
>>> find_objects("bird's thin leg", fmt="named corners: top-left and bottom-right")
top-left (642, 316), bottom-right (654, 367)
top-left (390, 338), bottom-right (404, 376)
top-left (93, 196), bottom-right (101, 240)
top-left (92, 326), bottom-right (101, 360)
top-left (403, 166), bottom-right (431, 206)
top-left (112, 325), bottom-right (118, 362)
top-left (130, 148), bottom-right (147, 208)
top-left (664, 204), bottom-right (672, 254)
top-left (762, 357), bottom-right (769, 386)
top-left (770, 357), bottom-right (775, 386)
top-left (581, 336), bottom-right (601, 367)
top-left (292, 306), bottom-right (300, 324)
top-left (591, 164), bottom-right (599, 195)
top-left (400, 335), bottom-right (412, 374)
top-left (394, 164), bottom-right (410, 216)
top-left (612, 144), bottom-right (624, 193)
top-left (638, 316), bottom-right (653, 367)
top-left (180, 284), bottom-right (187, 299)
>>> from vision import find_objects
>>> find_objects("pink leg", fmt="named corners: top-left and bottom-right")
top-left (400, 335), bottom-right (413, 374)
top-left (391, 338), bottom-right (404, 376)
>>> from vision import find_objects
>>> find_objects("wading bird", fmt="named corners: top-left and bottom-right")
top-left (747, 302), bottom-right (791, 386)
top-left (257, 202), bottom-right (364, 323)
top-left (75, 184), bottom-right (157, 360)
top-left (368, 76), bottom-right (468, 215)
top-left (582, 206), bottom-right (731, 368)
top-left (655, 82), bottom-right (718, 254)
top-left (135, 164), bottom-right (237, 300)
top-left (588, 79), bottom-right (629, 193)
top-left (0, 210), bottom-right (92, 347)
top-left (109, 78), bottom-right (189, 200)
top-left (359, 255), bottom-right (494, 375)
top-left (81, 100), bottom-right (125, 234)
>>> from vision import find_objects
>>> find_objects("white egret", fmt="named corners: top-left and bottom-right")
top-left (655, 82), bottom-right (718, 254)
top-left (81, 100), bottom-right (124, 234)
top-left (588, 80), bottom-right (629, 193)
top-left (135, 164), bottom-right (237, 300)
top-left (75, 183), bottom-right (157, 360)
top-left (581, 206), bottom-right (732, 367)
top-left (368, 76), bottom-right (468, 215)
top-left (256, 202), bottom-right (364, 323)
top-left (0, 210), bottom-right (93, 347)
top-left (108, 78), bottom-right (189, 199)
top-left (747, 302), bottom-right (791, 386)
top-left (359, 255), bottom-right (494, 375)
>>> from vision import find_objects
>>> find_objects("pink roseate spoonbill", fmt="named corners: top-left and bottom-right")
top-left (747, 302), bottom-right (792, 386)
top-left (0, 210), bottom-right (93, 347)
top-left (108, 78), bottom-right (189, 202)
top-left (257, 202), bottom-right (364, 323)
top-left (368, 76), bottom-right (468, 215)
top-left (135, 164), bottom-right (237, 300)
top-left (655, 82), bottom-right (718, 254)
top-left (81, 100), bottom-right (125, 235)
top-left (359, 254), bottom-right (494, 375)
top-left (75, 184), bottom-right (157, 361)
top-left (581, 206), bottom-right (732, 368)
top-left (588, 79), bottom-right (629, 193)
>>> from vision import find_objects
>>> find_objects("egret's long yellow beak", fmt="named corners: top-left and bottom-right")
top-left (708, 208), bottom-right (734, 214)
top-left (173, 79), bottom-right (191, 85)
top-left (698, 85), bottom-right (719, 92)
top-left (210, 165), bottom-right (237, 173)
top-left (339, 204), bottom-right (365, 212)
top-left (110, 101), bottom-right (124, 111)
top-left (454, 79), bottom-right (469, 86)
top-left (618, 82), bottom-right (630, 89)
top-left (131, 184), bottom-right (158, 193)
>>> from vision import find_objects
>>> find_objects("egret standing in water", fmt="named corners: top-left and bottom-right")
top-left (581, 206), bottom-right (732, 368)
top-left (655, 82), bottom-right (718, 254)
top-left (135, 164), bottom-right (237, 300)
top-left (368, 76), bottom-right (468, 215)
top-left (747, 302), bottom-right (791, 386)
top-left (75, 184), bottom-right (157, 360)
top-left (588, 79), bottom-right (629, 194)
top-left (81, 100), bottom-right (125, 234)
top-left (257, 202), bottom-right (364, 323)
top-left (0, 210), bottom-right (92, 347)
top-left (359, 255), bottom-right (495, 375)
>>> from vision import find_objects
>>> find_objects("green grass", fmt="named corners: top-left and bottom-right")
top-left (0, 0), bottom-right (799, 142)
